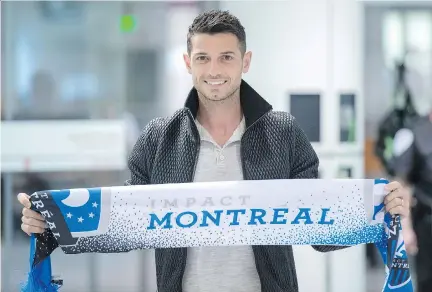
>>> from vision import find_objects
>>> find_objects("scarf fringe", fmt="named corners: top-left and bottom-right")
top-left (20, 234), bottom-right (62, 292)
top-left (20, 272), bottom-right (61, 292)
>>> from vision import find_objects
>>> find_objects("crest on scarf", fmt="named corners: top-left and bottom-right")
top-left (33, 188), bottom-right (112, 247)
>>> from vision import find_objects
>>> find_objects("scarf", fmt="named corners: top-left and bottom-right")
top-left (21, 178), bottom-right (413, 292)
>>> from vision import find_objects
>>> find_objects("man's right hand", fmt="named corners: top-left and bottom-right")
top-left (17, 193), bottom-right (46, 236)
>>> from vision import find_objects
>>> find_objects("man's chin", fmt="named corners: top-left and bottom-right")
top-left (203, 93), bottom-right (231, 102)
top-left (196, 87), bottom-right (238, 102)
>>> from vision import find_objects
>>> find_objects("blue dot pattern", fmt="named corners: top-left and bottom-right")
top-left (37, 179), bottom-right (411, 292)
top-left (57, 180), bottom-right (385, 252)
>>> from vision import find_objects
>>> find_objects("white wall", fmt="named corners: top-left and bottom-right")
top-left (219, 1), bottom-right (365, 292)
top-left (160, 5), bottom-right (198, 117)
top-left (2, 2), bottom-right (167, 117)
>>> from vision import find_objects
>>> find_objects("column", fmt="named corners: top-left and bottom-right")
top-left (219, 1), bottom-right (365, 292)
top-left (160, 3), bottom-right (200, 117)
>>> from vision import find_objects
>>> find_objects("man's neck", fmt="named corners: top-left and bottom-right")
top-left (196, 94), bottom-right (243, 145)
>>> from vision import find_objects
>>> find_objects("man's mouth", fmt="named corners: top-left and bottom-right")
top-left (205, 80), bottom-right (227, 86)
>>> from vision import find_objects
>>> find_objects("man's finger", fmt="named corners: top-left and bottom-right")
top-left (384, 189), bottom-right (403, 205)
top-left (21, 223), bottom-right (45, 235)
top-left (21, 216), bottom-right (46, 229)
top-left (385, 197), bottom-right (404, 212)
top-left (22, 208), bottom-right (45, 221)
top-left (388, 205), bottom-right (407, 217)
top-left (20, 223), bottom-right (30, 236)
top-left (17, 193), bottom-right (31, 208)
top-left (384, 181), bottom-right (401, 192)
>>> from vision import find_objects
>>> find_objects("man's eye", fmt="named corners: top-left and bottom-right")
top-left (223, 55), bottom-right (233, 61)
top-left (196, 56), bottom-right (207, 61)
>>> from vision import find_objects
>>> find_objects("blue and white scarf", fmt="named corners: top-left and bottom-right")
top-left (21, 178), bottom-right (413, 291)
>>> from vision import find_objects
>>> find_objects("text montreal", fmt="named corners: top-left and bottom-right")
top-left (147, 208), bottom-right (335, 230)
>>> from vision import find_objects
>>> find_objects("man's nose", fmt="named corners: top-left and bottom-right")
top-left (208, 60), bottom-right (222, 76)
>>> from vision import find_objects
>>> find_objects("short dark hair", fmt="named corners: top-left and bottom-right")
top-left (187, 10), bottom-right (246, 55)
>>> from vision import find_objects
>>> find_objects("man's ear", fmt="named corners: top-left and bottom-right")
top-left (242, 51), bottom-right (252, 73)
top-left (183, 53), bottom-right (192, 74)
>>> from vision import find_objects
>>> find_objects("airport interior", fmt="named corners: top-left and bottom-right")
top-left (1, 1), bottom-right (432, 291)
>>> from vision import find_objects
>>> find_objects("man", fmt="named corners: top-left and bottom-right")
top-left (18, 10), bottom-right (409, 292)
top-left (391, 109), bottom-right (432, 292)
top-left (375, 60), bottom-right (419, 177)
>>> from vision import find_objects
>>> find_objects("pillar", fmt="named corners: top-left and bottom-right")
top-left (160, 3), bottom-right (199, 117)
top-left (219, 1), bottom-right (366, 292)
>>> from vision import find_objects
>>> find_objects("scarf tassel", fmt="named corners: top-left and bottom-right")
top-left (20, 234), bottom-right (62, 292)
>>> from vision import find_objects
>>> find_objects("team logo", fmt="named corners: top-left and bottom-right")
top-left (50, 187), bottom-right (112, 240)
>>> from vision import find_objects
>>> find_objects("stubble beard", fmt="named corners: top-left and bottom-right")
top-left (197, 85), bottom-right (240, 107)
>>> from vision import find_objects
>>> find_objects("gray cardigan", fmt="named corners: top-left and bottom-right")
top-left (126, 80), bottom-right (347, 292)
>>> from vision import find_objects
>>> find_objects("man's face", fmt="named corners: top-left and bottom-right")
top-left (183, 33), bottom-right (251, 102)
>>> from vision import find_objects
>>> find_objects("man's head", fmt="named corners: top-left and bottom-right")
top-left (183, 10), bottom-right (251, 103)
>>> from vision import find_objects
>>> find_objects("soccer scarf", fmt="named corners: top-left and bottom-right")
top-left (21, 178), bottom-right (413, 292)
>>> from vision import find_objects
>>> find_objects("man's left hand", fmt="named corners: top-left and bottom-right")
top-left (384, 181), bottom-right (410, 219)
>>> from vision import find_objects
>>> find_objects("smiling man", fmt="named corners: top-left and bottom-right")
top-left (18, 9), bottom-right (410, 292)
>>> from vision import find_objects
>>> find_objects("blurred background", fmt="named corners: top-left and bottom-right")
top-left (1, 0), bottom-right (431, 291)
